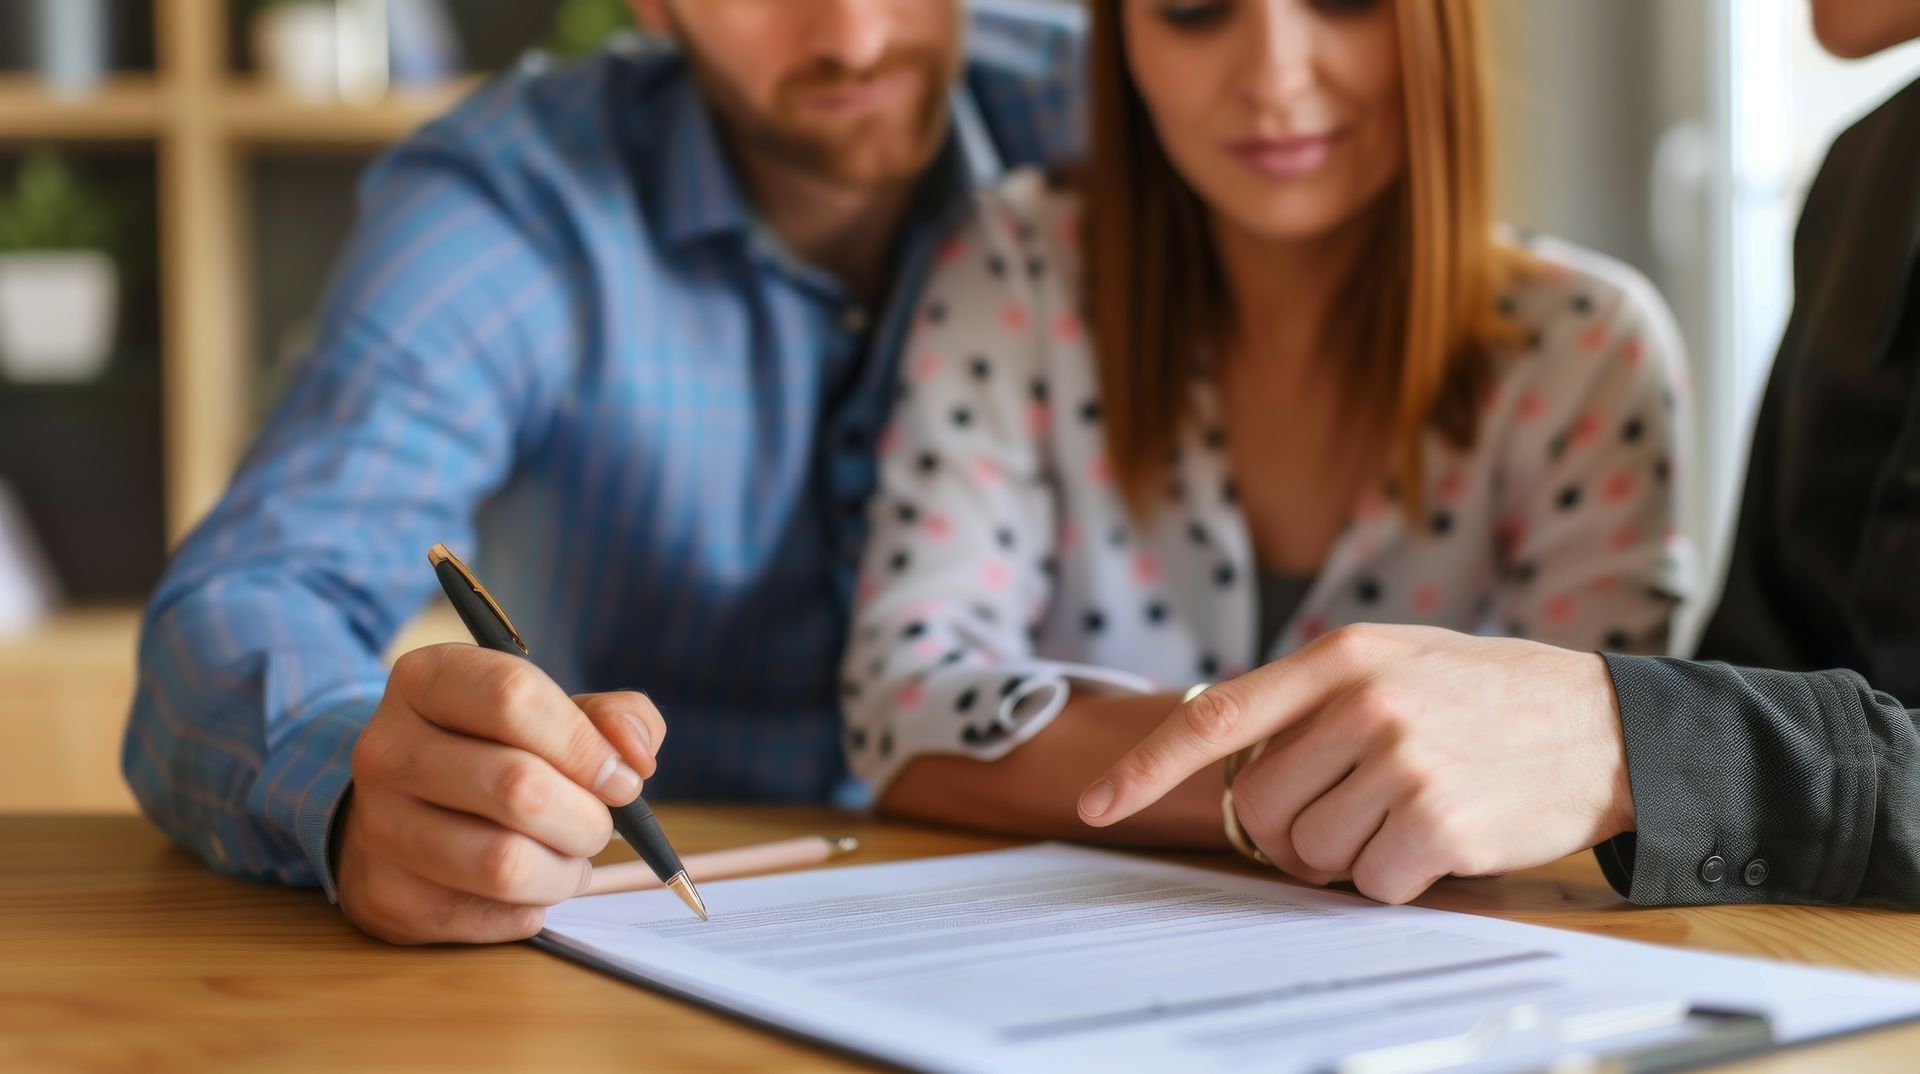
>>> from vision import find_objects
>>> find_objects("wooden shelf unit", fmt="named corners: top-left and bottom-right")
top-left (0, 0), bottom-right (482, 545)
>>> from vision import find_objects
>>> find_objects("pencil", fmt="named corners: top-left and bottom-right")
top-left (581, 835), bottom-right (861, 897)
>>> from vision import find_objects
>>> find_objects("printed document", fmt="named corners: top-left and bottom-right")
top-left (539, 844), bottom-right (1920, 1073)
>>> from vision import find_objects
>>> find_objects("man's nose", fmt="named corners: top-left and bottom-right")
top-left (807, 0), bottom-right (895, 71)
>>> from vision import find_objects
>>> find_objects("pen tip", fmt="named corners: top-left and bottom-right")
top-left (667, 871), bottom-right (709, 922)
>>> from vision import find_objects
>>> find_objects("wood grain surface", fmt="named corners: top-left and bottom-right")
top-left (4, 809), bottom-right (1918, 1073)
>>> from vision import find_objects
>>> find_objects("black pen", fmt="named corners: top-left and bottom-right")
top-left (428, 543), bottom-right (709, 921)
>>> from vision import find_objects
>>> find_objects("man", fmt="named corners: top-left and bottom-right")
top-left (122, 0), bottom-right (1084, 944)
top-left (1083, 0), bottom-right (1920, 910)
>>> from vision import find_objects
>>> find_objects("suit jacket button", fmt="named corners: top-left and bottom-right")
top-left (1743, 858), bottom-right (1770, 886)
top-left (1699, 855), bottom-right (1726, 884)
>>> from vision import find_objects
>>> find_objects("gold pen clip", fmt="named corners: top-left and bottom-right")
top-left (428, 543), bottom-right (528, 654)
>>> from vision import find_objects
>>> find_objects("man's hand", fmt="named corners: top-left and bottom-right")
top-left (1077, 625), bottom-right (1635, 904)
top-left (336, 644), bottom-right (665, 944)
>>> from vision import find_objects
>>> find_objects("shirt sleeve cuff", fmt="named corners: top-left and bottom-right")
top-left (251, 697), bottom-right (375, 903)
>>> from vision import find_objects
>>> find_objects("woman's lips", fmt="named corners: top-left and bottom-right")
top-left (1224, 132), bottom-right (1345, 180)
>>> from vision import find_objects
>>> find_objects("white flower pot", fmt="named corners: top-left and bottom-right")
top-left (252, 2), bottom-right (342, 103)
top-left (0, 250), bottom-right (119, 383)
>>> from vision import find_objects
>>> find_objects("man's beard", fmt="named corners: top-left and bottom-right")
top-left (685, 44), bottom-right (956, 189)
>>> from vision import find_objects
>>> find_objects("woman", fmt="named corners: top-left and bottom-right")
top-left (841, 0), bottom-right (1692, 846)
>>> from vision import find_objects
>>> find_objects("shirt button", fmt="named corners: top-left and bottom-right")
top-left (1699, 855), bottom-right (1726, 884)
top-left (1743, 858), bottom-right (1770, 886)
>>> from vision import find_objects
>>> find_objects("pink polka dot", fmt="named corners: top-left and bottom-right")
top-left (877, 425), bottom-right (901, 459)
top-left (1027, 401), bottom-right (1051, 437)
top-left (982, 560), bottom-right (1011, 590)
top-left (937, 236), bottom-right (967, 267)
top-left (1608, 524), bottom-right (1640, 552)
top-left (856, 577), bottom-right (878, 606)
top-left (1537, 261), bottom-right (1573, 285)
top-left (1622, 336), bottom-right (1646, 369)
top-left (1088, 456), bottom-right (1112, 487)
top-left (1570, 411), bottom-right (1603, 447)
top-left (1590, 575), bottom-right (1621, 594)
top-left (1001, 302), bottom-right (1031, 333)
top-left (923, 512), bottom-right (953, 541)
top-left (1057, 213), bottom-right (1080, 248)
top-left (1059, 519), bottom-right (1079, 551)
top-left (1579, 323), bottom-right (1611, 354)
top-left (1413, 584), bottom-right (1443, 615)
top-left (1301, 616), bottom-right (1330, 642)
top-left (1053, 312), bottom-right (1085, 344)
top-left (972, 458), bottom-right (1004, 485)
top-left (915, 638), bottom-right (944, 659)
top-left (1517, 390), bottom-right (1548, 423)
top-left (1545, 594), bottom-right (1579, 626)
top-left (912, 351), bottom-right (943, 382)
top-left (1133, 552), bottom-right (1163, 586)
top-left (1664, 522), bottom-right (1682, 542)
top-left (1603, 470), bottom-right (1637, 505)
top-left (1497, 512), bottom-right (1527, 551)
top-left (1439, 472), bottom-right (1467, 504)
top-left (895, 681), bottom-right (925, 711)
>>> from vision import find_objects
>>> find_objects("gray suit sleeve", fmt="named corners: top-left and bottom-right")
top-left (1594, 654), bottom-right (1920, 908)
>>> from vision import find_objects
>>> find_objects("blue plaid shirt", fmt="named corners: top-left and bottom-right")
top-left (122, 4), bottom-right (1085, 898)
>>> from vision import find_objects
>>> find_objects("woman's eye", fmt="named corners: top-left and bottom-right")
top-left (1312, 0), bottom-right (1383, 14)
top-left (1156, 0), bottom-right (1232, 31)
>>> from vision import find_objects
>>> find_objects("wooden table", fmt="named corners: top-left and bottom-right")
top-left (5, 809), bottom-right (1919, 1073)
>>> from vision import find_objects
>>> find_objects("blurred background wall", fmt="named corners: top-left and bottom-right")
top-left (0, 0), bottom-right (1915, 813)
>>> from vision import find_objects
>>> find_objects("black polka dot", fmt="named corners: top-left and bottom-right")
top-left (1528, 330), bottom-right (1545, 352)
top-left (1084, 610), bottom-right (1107, 635)
top-left (1108, 524), bottom-right (1128, 549)
top-left (926, 302), bottom-right (948, 324)
top-left (1622, 416), bottom-right (1645, 443)
top-left (1662, 389), bottom-right (1676, 413)
top-left (1204, 425), bottom-right (1228, 451)
top-left (1000, 676), bottom-right (1025, 699)
top-left (889, 550), bottom-right (912, 573)
top-left (1497, 294), bottom-right (1518, 317)
top-left (841, 681), bottom-right (861, 700)
top-left (1548, 432), bottom-right (1570, 461)
top-left (951, 406), bottom-right (973, 428)
top-left (1198, 654), bottom-right (1221, 678)
top-left (847, 727), bottom-right (868, 751)
top-left (1513, 562), bottom-right (1539, 585)
top-left (1654, 457), bottom-right (1672, 484)
top-left (902, 621), bottom-right (927, 639)
top-left (972, 604), bottom-right (999, 624)
top-left (1603, 630), bottom-right (1631, 650)
top-left (1026, 623), bottom-right (1043, 644)
top-left (1030, 378), bottom-right (1050, 403)
top-left (1507, 620), bottom-right (1527, 637)
top-left (1222, 480), bottom-right (1240, 505)
top-left (1572, 293), bottom-right (1594, 315)
top-left (1080, 399), bottom-right (1102, 424)
top-left (1556, 485), bottom-right (1582, 511)
top-left (867, 656), bottom-right (886, 679)
top-left (1356, 578), bottom-right (1383, 605)
top-left (1145, 600), bottom-right (1169, 625)
top-left (996, 528), bottom-right (1016, 550)
top-left (1214, 563), bottom-right (1237, 589)
top-left (1188, 521), bottom-right (1210, 547)
top-left (955, 687), bottom-right (979, 713)
top-left (1039, 555), bottom-right (1060, 579)
top-left (940, 649), bottom-right (966, 666)
top-left (987, 254), bottom-right (1008, 279)
top-left (969, 355), bottom-right (992, 381)
top-left (1026, 257), bottom-right (1046, 280)
top-left (878, 730), bottom-right (894, 758)
top-left (917, 452), bottom-right (940, 475)
top-left (1430, 511), bottom-right (1454, 536)
top-left (895, 501), bottom-right (919, 525)
top-left (1016, 221), bottom-right (1038, 243)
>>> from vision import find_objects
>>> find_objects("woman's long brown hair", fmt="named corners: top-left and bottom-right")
top-left (1085, 0), bottom-right (1517, 519)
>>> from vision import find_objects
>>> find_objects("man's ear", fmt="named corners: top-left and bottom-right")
top-left (627, 0), bottom-right (673, 36)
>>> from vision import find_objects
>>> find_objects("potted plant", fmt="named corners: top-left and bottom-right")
top-left (0, 152), bottom-right (121, 384)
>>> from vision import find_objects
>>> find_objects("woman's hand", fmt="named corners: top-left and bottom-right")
top-left (1076, 624), bottom-right (1635, 903)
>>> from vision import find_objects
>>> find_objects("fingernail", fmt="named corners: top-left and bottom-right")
top-left (594, 753), bottom-right (642, 803)
top-left (576, 861), bottom-right (594, 896)
top-left (622, 712), bottom-right (653, 755)
top-left (1079, 779), bottom-right (1116, 819)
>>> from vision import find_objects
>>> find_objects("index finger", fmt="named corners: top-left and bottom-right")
top-left (1076, 628), bottom-right (1381, 827)
top-left (390, 644), bottom-right (641, 806)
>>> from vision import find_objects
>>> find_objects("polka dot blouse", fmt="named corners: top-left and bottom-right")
top-left (842, 170), bottom-right (1695, 791)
